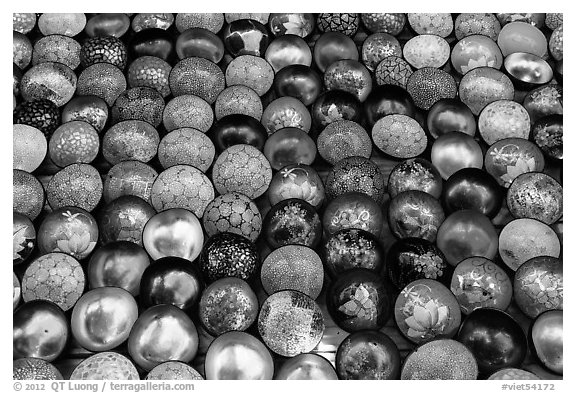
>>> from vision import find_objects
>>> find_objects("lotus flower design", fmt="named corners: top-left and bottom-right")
top-left (56, 231), bottom-right (96, 257)
top-left (500, 157), bottom-right (536, 185)
top-left (339, 284), bottom-right (377, 319)
top-left (404, 299), bottom-right (450, 339)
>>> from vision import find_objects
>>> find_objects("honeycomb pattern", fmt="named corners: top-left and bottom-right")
top-left (46, 163), bottom-right (103, 212)
top-left (454, 13), bottom-right (501, 41)
top-left (13, 169), bottom-right (45, 221)
top-left (372, 114), bottom-right (428, 159)
top-left (103, 160), bottom-right (158, 203)
top-left (317, 120), bottom-right (372, 165)
top-left (225, 13), bottom-right (269, 25)
top-left (146, 361), bottom-right (204, 380)
top-left (76, 63), bottom-right (127, 106)
top-left (61, 95), bottom-right (109, 132)
top-left (33, 34), bottom-right (81, 70)
top-left (545, 13), bottom-right (563, 30)
top-left (408, 13), bottom-right (454, 37)
top-left (13, 124), bottom-right (47, 173)
top-left (175, 13), bottom-right (225, 33)
top-left (225, 55), bottom-right (274, 96)
top-left (212, 144), bottom-right (272, 199)
top-left (150, 165), bottom-right (215, 217)
top-left (49, 121), bottom-right (100, 167)
top-left (13, 358), bottom-right (63, 380)
top-left (203, 192), bottom-right (262, 242)
top-left (169, 57), bottom-right (225, 104)
top-left (22, 252), bottom-right (85, 311)
top-left (127, 56), bottom-right (172, 98)
top-left (98, 195), bottom-right (156, 245)
top-left (13, 13), bottom-right (36, 34)
top-left (111, 87), bottom-right (165, 127)
top-left (13, 99), bottom-right (61, 138)
top-left (37, 13), bottom-right (86, 37)
top-left (102, 119), bottom-right (160, 165)
top-left (162, 95), bottom-right (214, 132)
top-left (403, 35), bottom-right (450, 69)
top-left (215, 85), bottom-right (263, 121)
top-left (361, 13), bottom-right (406, 35)
top-left (13, 31), bottom-right (32, 69)
top-left (80, 36), bottom-right (128, 69)
top-left (478, 100), bottom-right (531, 145)
top-left (157, 128), bottom-right (215, 172)
top-left (261, 245), bottom-right (324, 299)
top-left (70, 352), bottom-right (139, 380)
top-left (20, 62), bottom-right (77, 107)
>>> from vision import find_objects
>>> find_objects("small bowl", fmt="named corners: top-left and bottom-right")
top-left (504, 52), bottom-right (553, 90)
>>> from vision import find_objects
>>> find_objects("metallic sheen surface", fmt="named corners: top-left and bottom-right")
top-left (139, 256), bottom-right (204, 311)
top-left (437, 210), bottom-right (498, 266)
top-left (71, 287), bottom-right (138, 352)
top-left (13, 300), bottom-right (69, 361)
top-left (274, 65), bottom-right (322, 106)
top-left (504, 52), bottom-right (553, 88)
top-left (276, 353), bottom-right (338, 380)
top-left (443, 168), bottom-right (503, 218)
top-left (265, 35), bottom-right (312, 73)
top-left (431, 132), bottom-right (484, 180)
top-left (142, 208), bottom-right (204, 262)
top-left (263, 127), bottom-right (316, 171)
top-left (128, 304), bottom-right (199, 371)
top-left (313, 32), bottom-right (358, 72)
top-left (457, 308), bottom-right (527, 375)
top-left (205, 331), bottom-right (274, 380)
top-left (176, 27), bottom-right (224, 63)
top-left (88, 241), bottom-right (150, 296)
top-left (531, 310), bottom-right (563, 375)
